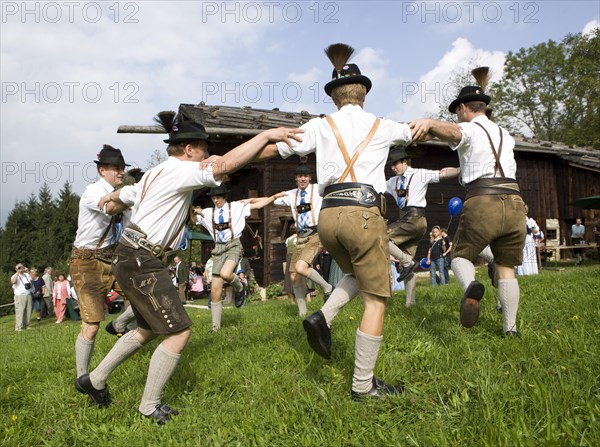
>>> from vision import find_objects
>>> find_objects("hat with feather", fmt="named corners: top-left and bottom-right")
top-left (94, 145), bottom-right (130, 167)
top-left (323, 43), bottom-right (372, 97)
top-left (448, 67), bottom-right (491, 114)
top-left (154, 111), bottom-right (209, 144)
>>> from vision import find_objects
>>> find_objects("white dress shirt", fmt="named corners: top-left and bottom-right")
top-left (74, 177), bottom-right (124, 249)
top-left (196, 201), bottom-right (250, 242)
top-left (276, 104), bottom-right (412, 194)
top-left (450, 115), bottom-right (517, 184)
top-left (120, 156), bottom-right (220, 249)
top-left (386, 167), bottom-right (440, 209)
top-left (273, 183), bottom-right (322, 227)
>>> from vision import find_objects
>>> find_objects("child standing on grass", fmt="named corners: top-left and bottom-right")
top-left (52, 272), bottom-right (70, 324)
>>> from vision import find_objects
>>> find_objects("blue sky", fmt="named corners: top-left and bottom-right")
top-left (1, 1), bottom-right (599, 225)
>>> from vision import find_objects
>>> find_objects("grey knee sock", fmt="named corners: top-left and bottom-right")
top-left (229, 275), bottom-right (243, 293)
top-left (321, 275), bottom-right (360, 327)
top-left (90, 330), bottom-right (143, 388)
top-left (296, 297), bottom-right (307, 317)
top-left (479, 246), bottom-right (494, 263)
top-left (307, 268), bottom-right (333, 293)
top-left (75, 334), bottom-right (95, 378)
top-left (451, 257), bottom-right (476, 291)
top-left (498, 279), bottom-right (520, 332)
top-left (352, 329), bottom-right (383, 394)
top-left (388, 241), bottom-right (413, 267)
top-left (211, 301), bottom-right (223, 331)
top-left (138, 344), bottom-right (181, 416)
top-left (293, 284), bottom-right (308, 316)
top-left (404, 274), bottom-right (417, 307)
top-left (114, 305), bottom-right (136, 332)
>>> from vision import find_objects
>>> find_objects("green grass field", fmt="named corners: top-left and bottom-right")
top-left (1, 265), bottom-right (599, 447)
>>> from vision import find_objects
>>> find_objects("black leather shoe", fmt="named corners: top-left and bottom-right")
top-left (105, 321), bottom-right (129, 337)
top-left (75, 374), bottom-right (111, 407)
top-left (351, 377), bottom-right (405, 400)
top-left (397, 261), bottom-right (417, 283)
top-left (160, 403), bottom-right (179, 416)
top-left (234, 283), bottom-right (247, 308)
top-left (138, 404), bottom-right (172, 425)
top-left (504, 330), bottom-right (522, 338)
top-left (302, 310), bottom-right (331, 359)
top-left (460, 280), bottom-right (485, 328)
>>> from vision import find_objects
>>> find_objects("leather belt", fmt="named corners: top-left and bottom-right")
top-left (121, 227), bottom-right (177, 261)
top-left (321, 183), bottom-right (385, 213)
top-left (297, 225), bottom-right (318, 238)
top-left (398, 206), bottom-right (425, 218)
top-left (465, 177), bottom-right (520, 200)
top-left (71, 245), bottom-right (115, 262)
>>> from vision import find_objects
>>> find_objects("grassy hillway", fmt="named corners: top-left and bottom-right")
top-left (1, 265), bottom-right (599, 446)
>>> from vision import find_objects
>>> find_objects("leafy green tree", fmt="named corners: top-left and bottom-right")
top-left (50, 182), bottom-right (80, 261)
top-left (491, 30), bottom-right (599, 148)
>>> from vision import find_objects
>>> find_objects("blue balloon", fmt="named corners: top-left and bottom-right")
top-left (420, 257), bottom-right (430, 270)
top-left (448, 197), bottom-right (463, 217)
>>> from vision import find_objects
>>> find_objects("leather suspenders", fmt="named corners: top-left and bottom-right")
top-left (474, 122), bottom-right (505, 177)
top-left (325, 116), bottom-right (381, 183)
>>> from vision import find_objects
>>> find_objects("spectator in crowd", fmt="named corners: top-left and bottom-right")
top-left (427, 226), bottom-right (447, 286)
top-left (517, 217), bottom-right (539, 276)
top-left (41, 266), bottom-right (54, 318)
top-left (11, 263), bottom-right (33, 331)
top-left (441, 228), bottom-right (452, 284)
top-left (571, 218), bottom-right (585, 265)
top-left (30, 268), bottom-right (45, 322)
top-left (187, 266), bottom-right (205, 301)
top-left (593, 218), bottom-right (600, 261)
top-left (173, 256), bottom-right (189, 303)
top-left (52, 272), bottom-right (71, 324)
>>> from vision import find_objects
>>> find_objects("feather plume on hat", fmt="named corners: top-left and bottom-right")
top-left (153, 111), bottom-right (177, 133)
top-left (324, 43), bottom-right (355, 72)
top-left (471, 67), bottom-right (491, 92)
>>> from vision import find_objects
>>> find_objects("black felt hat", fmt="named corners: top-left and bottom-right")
top-left (94, 145), bottom-right (130, 167)
top-left (207, 185), bottom-right (230, 196)
top-left (449, 67), bottom-right (492, 113)
top-left (387, 146), bottom-right (410, 165)
top-left (448, 86), bottom-right (491, 114)
top-left (163, 120), bottom-right (209, 144)
top-left (294, 164), bottom-right (312, 175)
top-left (323, 43), bottom-right (372, 97)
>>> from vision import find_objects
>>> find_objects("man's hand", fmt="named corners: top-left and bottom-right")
top-left (409, 119), bottom-right (434, 142)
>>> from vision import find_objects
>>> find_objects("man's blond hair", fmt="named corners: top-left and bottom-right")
top-left (331, 84), bottom-right (367, 108)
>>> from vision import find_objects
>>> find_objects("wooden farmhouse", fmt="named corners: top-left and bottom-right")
top-left (119, 103), bottom-right (600, 286)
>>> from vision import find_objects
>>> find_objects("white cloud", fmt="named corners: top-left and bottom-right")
top-left (388, 38), bottom-right (505, 122)
top-left (287, 67), bottom-right (322, 85)
top-left (582, 19), bottom-right (599, 36)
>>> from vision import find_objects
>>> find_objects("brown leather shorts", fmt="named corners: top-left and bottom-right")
top-left (387, 215), bottom-right (428, 258)
top-left (112, 244), bottom-right (192, 334)
top-left (289, 233), bottom-right (323, 273)
top-left (452, 194), bottom-right (527, 266)
top-left (70, 257), bottom-right (122, 323)
top-left (318, 206), bottom-right (391, 298)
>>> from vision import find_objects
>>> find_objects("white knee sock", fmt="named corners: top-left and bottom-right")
top-left (114, 305), bottom-right (136, 332)
top-left (320, 275), bottom-right (360, 327)
top-left (75, 334), bottom-right (95, 378)
top-left (138, 344), bottom-right (181, 415)
top-left (90, 330), bottom-right (143, 388)
top-left (388, 241), bottom-right (413, 267)
top-left (211, 301), bottom-right (223, 331)
top-left (498, 279), bottom-right (520, 332)
top-left (451, 257), bottom-right (476, 291)
top-left (404, 274), bottom-right (417, 307)
top-left (352, 329), bottom-right (382, 394)
top-left (479, 246), bottom-right (494, 263)
top-left (307, 268), bottom-right (333, 293)
top-left (293, 285), bottom-right (308, 316)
